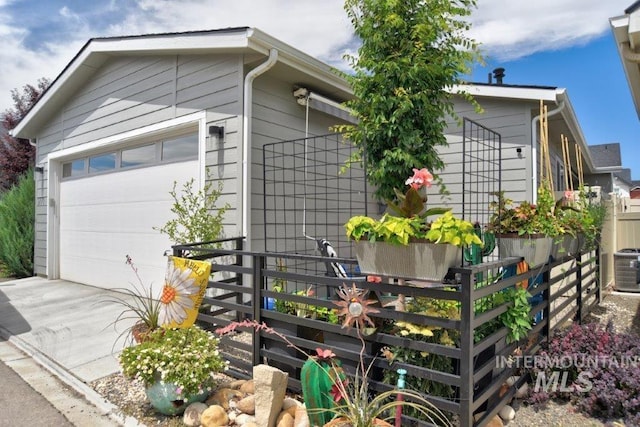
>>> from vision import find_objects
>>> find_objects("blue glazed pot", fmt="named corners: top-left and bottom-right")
top-left (145, 381), bottom-right (209, 415)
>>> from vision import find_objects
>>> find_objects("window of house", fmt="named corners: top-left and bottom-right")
top-left (162, 134), bottom-right (198, 162)
top-left (122, 144), bottom-right (156, 168)
top-left (62, 159), bottom-right (86, 178)
top-left (89, 153), bottom-right (116, 173)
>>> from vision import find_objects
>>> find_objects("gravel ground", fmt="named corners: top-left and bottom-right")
top-left (90, 289), bottom-right (640, 427)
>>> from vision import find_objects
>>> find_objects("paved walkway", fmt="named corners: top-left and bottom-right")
top-left (0, 277), bottom-right (143, 426)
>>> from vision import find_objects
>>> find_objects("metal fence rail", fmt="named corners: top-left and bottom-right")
top-left (172, 239), bottom-right (600, 427)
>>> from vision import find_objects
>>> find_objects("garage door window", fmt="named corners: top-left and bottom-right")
top-left (89, 153), bottom-right (116, 173)
top-left (162, 134), bottom-right (198, 161)
top-left (62, 159), bottom-right (86, 178)
top-left (122, 144), bottom-right (155, 168)
top-left (61, 132), bottom-right (197, 180)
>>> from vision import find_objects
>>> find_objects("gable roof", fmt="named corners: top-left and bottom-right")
top-left (589, 143), bottom-right (623, 168)
top-left (12, 28), bottom-right (352, 138)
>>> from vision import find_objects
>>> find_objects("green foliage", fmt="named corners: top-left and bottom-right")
top-left (0, 170), bottom-right (34, 277)
top-left (499, 287), bottom-right (533, 344)
top-left (488, 185), bottom-right (561, 237)
top-left (154, 177), bottom-right (229, 245)
top-left (345, 211), bottom-right (482, 247)
top-left (336, 0), bottom-right (482, 201)
top-left (119, 326), bottom-right (227, 398)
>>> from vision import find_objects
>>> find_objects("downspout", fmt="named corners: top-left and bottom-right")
top-left (241, 48), bottom-right (278, 250)
top-left (530, 99), bottom-right (565, 203)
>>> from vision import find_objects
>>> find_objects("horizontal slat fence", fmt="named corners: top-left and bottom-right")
top-left (173, 238), bottom-right (600, 427)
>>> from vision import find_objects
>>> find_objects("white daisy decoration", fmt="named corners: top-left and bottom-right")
top-left (159, 260), bottom-right (200, 326)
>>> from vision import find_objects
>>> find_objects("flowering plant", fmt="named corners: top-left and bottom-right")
top-left (345, 168), bottom-right (482, 247)
top-left (119, 325), bottom-right (228, 399)
top-left (488, 184), bottom-right (562, 237)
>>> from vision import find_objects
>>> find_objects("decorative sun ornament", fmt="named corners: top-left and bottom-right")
top-left (333, 283), bottom-right (380, 329)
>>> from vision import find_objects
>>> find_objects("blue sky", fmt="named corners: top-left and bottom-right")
top-left (1, 0), bottom-right (638, 178)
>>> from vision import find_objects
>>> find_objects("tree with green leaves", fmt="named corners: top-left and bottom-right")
top-left (337, 0), bottom-right (482, 202)
top-left (0, 78), bottom-right (49, 191)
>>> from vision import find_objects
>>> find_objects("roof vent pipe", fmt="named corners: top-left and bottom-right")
top-left (493, 67), bottom-right (505, 85)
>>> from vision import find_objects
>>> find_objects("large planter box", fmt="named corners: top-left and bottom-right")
top-left (551, 234), bottom-right (580, 260)
top-left (353, 240), bottom-right (460, 281)
top-left (498, 234), bottom-right (553, 267)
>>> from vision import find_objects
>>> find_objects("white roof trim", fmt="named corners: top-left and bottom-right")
top-left (12, 28), bottom-right (352, 138)
top-left (611, 11), bottom-right (640, 119)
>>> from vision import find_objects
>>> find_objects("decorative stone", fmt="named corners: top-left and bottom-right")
top-left (516, 382), bottom-right (529, 398)
top-left (206, 388), bottom-right (242, 410)
top-left (240, 379), bottom-right (256, 394)
top-left (474, 412), bottom-right (504, 427)
top-left (293, 406), bottom-right (310, 427)
top-left (236, 413), bottom-right (257, 425)
top-left (282, 397), bottom-right (302, 410)
top-left (276, 412), bottom-right (294, 427)
top-left (238, 395), bottom-right (256, 415)
top-left (499, 405), bottom-right (516, 421)
top-left (228, 379), bottom-right (248, 389)
top-left (201, 405), bottom-right (229, 427)
top-left (243, 423), bottom-right (259, 427)
top-left (183, 402), bottom-right (207, 426)
top-left (278, 406), bottom-right (297, 420)
top-left (506, 376), bottom-right (520, 386)
top-left (254, 364), bottom-right (289, 427)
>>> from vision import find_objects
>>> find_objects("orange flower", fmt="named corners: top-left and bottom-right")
top-left (333, 283), bottom-right (380, 329)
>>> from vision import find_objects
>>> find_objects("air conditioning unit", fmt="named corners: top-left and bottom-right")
top-left (614, 249), bottom-right (640, 292)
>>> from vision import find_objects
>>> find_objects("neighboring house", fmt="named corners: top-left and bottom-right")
top-left (586, 143), bottom-right (628, 196)
top-left (12, 28), bottom-right (354, 290)
top-left (611, 1), bottom-right (640, 119)
top-left (631, 180), bottom-right (640, 198)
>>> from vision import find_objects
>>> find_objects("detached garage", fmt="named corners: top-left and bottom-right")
top-left (12, 28), bottom-right (354, 290)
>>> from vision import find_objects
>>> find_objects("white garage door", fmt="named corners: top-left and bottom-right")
top-left (59, 161), bottom-right (197, 290)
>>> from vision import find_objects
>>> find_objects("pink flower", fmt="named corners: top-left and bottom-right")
top-left (564, 190), bottom-right (574, 201)
top-left (315, 348), bottom-right (336, 361)
top-left (330, 381), bottom-right (347, 403)
top-left (405, 168), bottom-right (433, 190)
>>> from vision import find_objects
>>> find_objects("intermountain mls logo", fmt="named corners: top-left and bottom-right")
top-left (496, 354), bottom-right (640, 393)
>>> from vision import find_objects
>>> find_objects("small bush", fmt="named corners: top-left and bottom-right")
top-left (0, 170), bottom-right (34, 277)
top-left (526, 321), bottom-right (640, 424)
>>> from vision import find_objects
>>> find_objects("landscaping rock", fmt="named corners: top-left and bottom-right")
top-left (201, 405), bottom-right (229, 427)
top-left (236, 413), bottom-right (257, 425)
top-left (293, 406), bottom-right (310, 427)
top-left (238, 394), bottom-right (256, 415)
top-left (240, 379), bottom-right (256, 394)
top-left (183, 402), bottom-right (208, 426)
top-left (206, 388), bottom-right (242, 410)
top-left (228, 379), bottom-right (248, 389)
top-left (276, 412), bottom-right (294, 427)
top-left (499, 405), bottom-right (516, 421)
top-left (516, 382), bottom-right (529, 399)
top-left (282, 397), bottom-right (302, 410)
top-left (254, 364), bottom-right (288, 427)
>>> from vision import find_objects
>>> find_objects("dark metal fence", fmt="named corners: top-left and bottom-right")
top-left (173, 238), bottom-right (600, 427)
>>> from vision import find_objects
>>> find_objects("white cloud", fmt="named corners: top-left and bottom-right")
top-left (468, 0), bottom-right (632, 60)
top-left (0, 0), bottom-right (633, 112)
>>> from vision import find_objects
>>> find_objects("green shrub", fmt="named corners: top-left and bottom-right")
top-left (0, 170), bottom-right (34, 277)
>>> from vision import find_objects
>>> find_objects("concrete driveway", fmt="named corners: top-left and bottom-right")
top-left (0, 276), bottom-right (137, 383)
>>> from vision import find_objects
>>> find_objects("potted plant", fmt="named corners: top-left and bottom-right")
top-left (104, 255), bottom-right (162, 344)
top-left (119, 325), bottom-right (227, 415)
top-left (345, 168), bottom-right (482, 281)
top-left (488, 184), bottom-right (562, 267)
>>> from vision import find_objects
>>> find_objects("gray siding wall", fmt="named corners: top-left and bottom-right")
top-left (427, 97), bottom-right (533, 225)
top-left (249, 72), bottom-right (358, 254)
top-left (33, 54), bottom-right (243, 275)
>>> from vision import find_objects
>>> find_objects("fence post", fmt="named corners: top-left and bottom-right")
top-left (252, 254), bottom-right (265, 367)
top-left (459, 268), bottom-right (475, 427)
top-left (576, 253), bottom-right (583, 324)
top-left (236, 238), bottom-right (244, 318)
